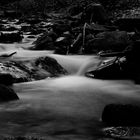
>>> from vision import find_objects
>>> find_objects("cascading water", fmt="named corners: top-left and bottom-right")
top-left (1, 21), bottom-right (140, 139)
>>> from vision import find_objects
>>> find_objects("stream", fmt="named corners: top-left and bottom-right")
top-left (0, 18), bottom-right (140, 140)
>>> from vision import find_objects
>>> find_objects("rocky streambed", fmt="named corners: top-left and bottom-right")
top-left (1, 2), bottom-right (140, 140)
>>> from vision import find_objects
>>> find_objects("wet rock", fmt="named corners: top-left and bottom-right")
top-left (0, 73), bottom-right (14, 86)
top-left (0, 31), bottom-right (23, 43)
top-left (85, 57), bottom-right (127, 79)
top-left (0, 61), bottom-right (32, 83)
top-left (103, 127), bottom-right (135, 139)
top-left (0, 56), bottom-right (67, 83)
top-left (35, 56), bottom-right (68, 76)
top-left (32, 31), bottom-right (58, 50)
top-left (0, 84), bottom-right (19, 102)
top-left (55, 32), bottom-right (73, 54)
top-left (52, 23), bottom-right (71, 35)
top-left (82, 3), bottom-right (108, 24)
top-left (102, 104), bottom-right (140, 126)
top-left (89, 31), bottom-right (130, 52)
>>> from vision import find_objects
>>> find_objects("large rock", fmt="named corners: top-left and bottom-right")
top-left (35, 56), bottom-right (68, 77)
top-left (82, 3), bottom-right (108, 24)
top-left (0, 73), bottom-right (14, 86)
top-left (0, 31), bottom-right (23, 43)
top-left (0, 84), bottom-right (19, 102)
top-left (85, 57), bottom-right (127, 79)
top-left (102, 104), bottom-right (140, 126)
top-left (51, 23), bottom-right (71, 35)
top-left (86, 31), bottom-right (130, 53)
top-left (0, 56), bottom-right (68, 83)
top-left (32, 31), bottom-right (58, 50)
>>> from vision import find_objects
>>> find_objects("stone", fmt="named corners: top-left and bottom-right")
top-left (0, 73), bottom-right (14, 86)
top-left (35, 56), bottom-right (68, 76)
top-left (85, 57), bottom-right (128, 79)
top-left (0, 31), bottom-right (23, 43)
top-left (102, 104), bottom-right (140, 126)
top-left (33, 36), bottom-right (54, 50)
top-left (0, 84), bottom-right (19, 102)
top-left (82, 3), bottom-right (108, 24)
top-left (52, 23), bottom-right (71, 35)
top-left (90, 31), bottom-right (130, 52)
top-left (32, 31), bottom-right (58, 50)
top-left (0, 56), bottom-right (68, 83)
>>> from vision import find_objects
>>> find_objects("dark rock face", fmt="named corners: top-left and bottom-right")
top-left (0, 84), bottom-right (19, 102)
top-left (32, 31), bottom-right (57, 50)
top-left (0, 56), bottom-right (68, 83)
top-left (0, 31), bottom-right (23, 43)
top-left (0, 73), bottom-right (14, 86)
top-left (0, 61), bottom-right (31, 83)
top-left (52, 23), bottom-right (71, 35)
top-left (35, 57), bottom-right (68, 77)
top-left (102, 104), bottom-right (140, 126)
top-left (85, 57), bottom-right (128, 79)
top-left (82, 3), bottom-right (108, 24)
top-left (91, 31), bottom-right (130, 52)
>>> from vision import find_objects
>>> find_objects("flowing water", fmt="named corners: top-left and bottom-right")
top-left (1, 21), bottom-right (140, 139)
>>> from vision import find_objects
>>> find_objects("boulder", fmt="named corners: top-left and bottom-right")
top-left (85, 58), bottom-right (126, 79)
top-left (0, 61), bottom-right (31, 83)
top-left (35, 56), bottom-right (68, 76)
top-left (0, 31), bottom-right (23, 43)
top-left (88, 31), bottom-right (130, 52)
top-left (0, 56), bottom-right (68, 83)
top-left (0, 84), bottom-right (19, 102)
top-left (82, 3), bottom-right (108, 24)
top-left (32, 31), bottom-right (58, 50)
top-left (102, 104), bottom-right (140, 126)
top-left (0, 73), bottom-right (14, 86)
top-left (52, 23), bottom-right (71, 35)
